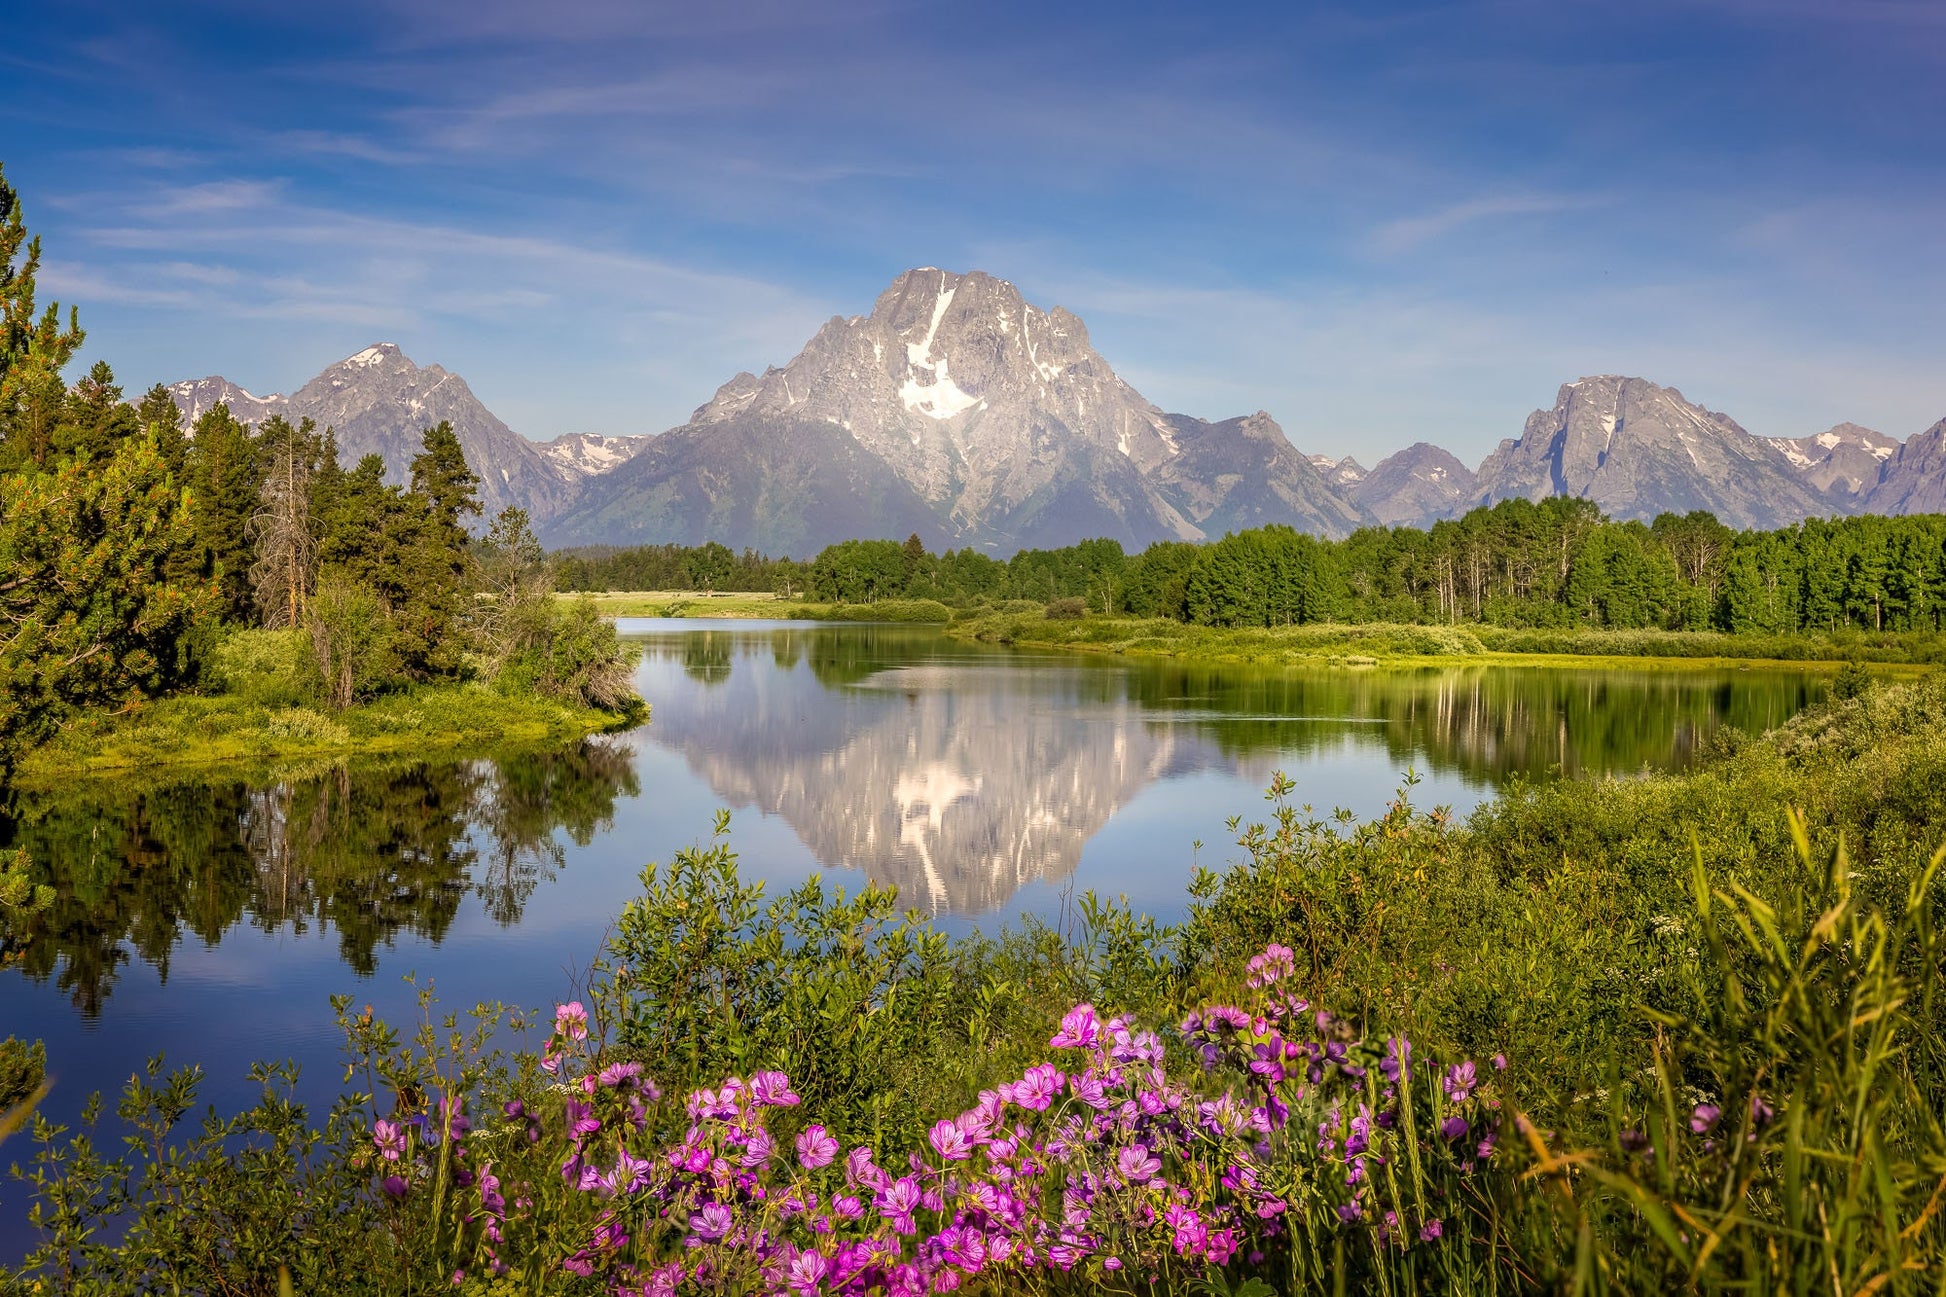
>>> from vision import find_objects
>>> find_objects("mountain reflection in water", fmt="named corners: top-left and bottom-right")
top-left (629, 621), bottom-right (1824, 915)
top-left (0, 623), bottom-right (1827, 1015)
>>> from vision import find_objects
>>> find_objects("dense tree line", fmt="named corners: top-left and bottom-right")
top-left (555, 541), bottom-right (810, 596)
top-left (562, 497), bottom-right (1946, 636)
top-left (0, 164), bottom-right (629, 779)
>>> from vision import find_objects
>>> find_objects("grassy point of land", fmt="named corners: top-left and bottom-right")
top-left (948, 610), bottom-right (1945, 673)
top-left (13, 683), bottom-right (641, 790)
top-left (579, 591), bottom-right (955, 623)
top-left (573, 590), bottom-right (816, 618)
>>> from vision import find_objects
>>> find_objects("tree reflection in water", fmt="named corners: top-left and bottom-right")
top-left (1, 740), bottom-right (638, 1017)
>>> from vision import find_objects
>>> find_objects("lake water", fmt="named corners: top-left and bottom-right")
top-left (0, 619), bottom-right (1826, 1255)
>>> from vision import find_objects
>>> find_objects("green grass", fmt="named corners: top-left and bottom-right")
top-left (568, 590), bottom-right (812, 618)
top-left (14, 682), bottom-right (635, 790)
top-left (949, 610), bottom-right (1946, 671)
top-left (570, 591), bottom-right (956, 623)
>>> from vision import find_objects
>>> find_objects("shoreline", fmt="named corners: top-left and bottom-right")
top-left (942, 612), bottom-right (1944, 674)
top-left (13, 685), bottom-right (642, 790)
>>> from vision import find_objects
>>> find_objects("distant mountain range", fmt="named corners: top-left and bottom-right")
top-left (170, 269), bottom-right (1946, 552)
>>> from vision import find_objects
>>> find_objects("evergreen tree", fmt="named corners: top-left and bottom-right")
top-left (0, 434), bottom-right (213, 773)
top-left (391, 423), bottom-right (481, 680)
top-left (135, 383), bottom-right (188, 479)
top-left (182, 403), bottom-right (262, 623)
top-left (0, 162), bottom-right (84, 472)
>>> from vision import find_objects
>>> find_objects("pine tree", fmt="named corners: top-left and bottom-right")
top-left (135, 383), bottom-right (188, 479)
top-left (390, 423), bottom-right (481, 679)
top-left (183, 403), bottom-right (263, 622)
top-left (0, 163), bottom-right (84, 472)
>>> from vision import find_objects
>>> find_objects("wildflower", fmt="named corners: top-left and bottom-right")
top-left (1337, 1201), bottom-right (1363, 1222)
top-left (1050, 1003), bottom-right (1102, 1050)
top-left (1491, 1053), bottom-right (1508, 1071)
top-left (928, 1119), bottom-right (974, 1161)
top-left (1419, 1218), bottom-right (1444, 1242)
top-left (751, 1070), bottom-right (801, 1107)
top-left (1443, 1060), bottom-right (1477, 1103)
top-left (1749, 1095), bottom-right (1775, 1126)
top-left (690, 1202), bottom-right (733, 1240)
top-left (1439, 1115), bottom-right (1468, 1141)
top-left (1000, 1063), bottom-right (1064, 1111)
top-left (382, 1174), bottom-right (408, 1199)
top-left (878, 1176), bottom-right (921, 1234)
top-left (786, 1248), bottom-right (828, 1294)
top-left (1690, 1103), bottom-right (1721, 1135)
top-left (554, 1001), bottom-right (590, 1042)
top-left (1245, 942), bottom-right (1296, 988)
top-left (1117, 1144), bottom-right (1161, 1184)
top-left (373, 1118), bottom-right (407, 1162)
top-left (797, 1124), bottom-right (840, 1169)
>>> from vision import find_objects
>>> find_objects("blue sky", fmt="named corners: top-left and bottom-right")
top-left (4, 0), bottom-right (1942, 464)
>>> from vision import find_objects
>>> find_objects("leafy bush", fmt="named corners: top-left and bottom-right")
top-left (805, 599), bottom-right (954, 623)
top-left (1044, 596), bottom-right (1087, 620)
top-left (497, 596), bottom-right (640, 713)
top-left (205, 627), bottom-right (315, 707)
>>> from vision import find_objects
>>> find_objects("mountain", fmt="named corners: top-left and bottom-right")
top-left (169, 344), bottom-right (643, 522)
top-left (1471, 375), bottom-right (1835, 529)
top-left (536, 432), bottom-right (654, 479)
top-left (1866, 418), bottom-right (1946, 515)
top-left (1351, 443), bottom-right (1477, 528)
top-left (543, 269), bottom-right (1367, 554)
top-left (1763, 422), bottom-right (1899, 510)
top-left (1308, 454), bottom-right (1368, 491)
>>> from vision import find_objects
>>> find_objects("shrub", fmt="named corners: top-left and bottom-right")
top-left (1044, 597), bottom-right (1087, 620)
top-left (205, 627), bottom-right (315, 707)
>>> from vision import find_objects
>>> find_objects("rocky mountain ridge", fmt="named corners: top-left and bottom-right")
top-left (168, 274), bottom-right (1944, 548)
top-left (544, 269), bottom-right (1365, 553)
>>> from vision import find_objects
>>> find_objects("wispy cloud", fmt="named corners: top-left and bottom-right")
top-left (1366, 192), bottom-right (1609, 256)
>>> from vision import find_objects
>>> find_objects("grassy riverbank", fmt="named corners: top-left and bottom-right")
top-left (949, 608), bottom-right (1946, 670)
top-left (582, 591), bottom-right (955, 622)
top-left (11, 625), bottom-right (642, 790)
top-left (13, 683), bottom-right (637, 790)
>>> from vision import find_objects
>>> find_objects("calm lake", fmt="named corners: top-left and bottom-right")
top-left (0, 619), bottom-right (1826, 1254)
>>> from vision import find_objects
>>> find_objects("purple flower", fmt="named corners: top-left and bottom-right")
top-left (751, 1070), bottom-right (801, 1107)
top-left (690, 1202), bottom-right (733, 1240)
top-left (381, 1173), bottom-right (408, 1199)
top-left (554, 1001), bottom-right (589, 1042)
top-left (1337, 1201), bottom-right (1363, 1222)
top-left (796, 1124), bottom-right (840, 1169)
top-left (373, 1118), bottom-right (407, 1162)
top-left (786, 1248), bottom-right (828, 1294)
top-left (1050, 1004), bottom-right (1102, 1050)
top-left (1419, 1217), bottom-right (1444, 1242)
top-left (1116, 1144), bottom-right (1161, 1184)
top-left (1245, 942), bottom-right (1296, 989)
top-left (1491, 1053), bottom-right (1508, 1071)
top-left (1750, 1095), bottom-right (1775, 1127)
top-left (1001, 1063), bottom-right (1063, 1112)
top-left (1690, 1103), bottom-right (1721, 1135)
top-left (1440, 1115), bottom-right (1468, 1141)
top-left (928, 1119), bottom-right (974, 1161)
top-left (878, 1176), bottom-right (921, 1234)
top-left (1443, 1060), bottom-right (1478, 1103)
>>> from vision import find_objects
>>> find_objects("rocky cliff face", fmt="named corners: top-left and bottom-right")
top-left (1867, 419), bottom-right (1946, 515)
top-left (1471, 376), bottom-right (1836, 529)
top-left (170, 345), bottom-right (645, 522)
top-left (1351, 443), bottom-right (1477, 528)
top-left (1762, 422), bottom-right (1899, 510)
top-left (544, 269), bottom-right (1366, 554)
